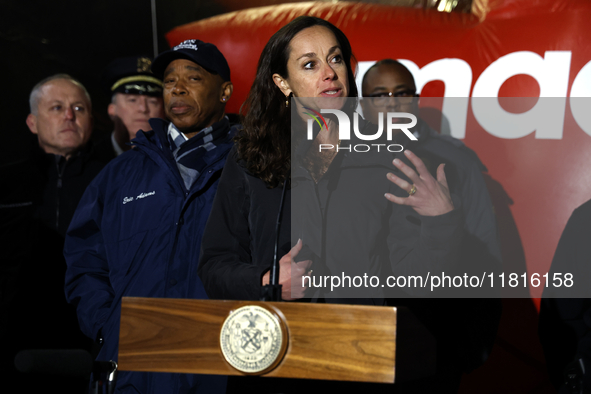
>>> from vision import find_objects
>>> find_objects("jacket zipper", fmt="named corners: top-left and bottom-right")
top-left (166, 157), bottom-right (224, 275)
top-left (56, 159), bottom-right (66, 230)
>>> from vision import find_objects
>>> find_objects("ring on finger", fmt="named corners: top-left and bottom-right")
top-left (408, 184), bottom-right (417, 196)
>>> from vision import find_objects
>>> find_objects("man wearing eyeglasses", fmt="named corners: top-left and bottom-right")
top-left (361, 59), bottom-right (503, 387)
top-left (360, 59), bottom-right (419, 130)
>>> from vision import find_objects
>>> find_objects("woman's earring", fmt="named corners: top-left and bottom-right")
top-left (285, 92), bottom-right (293, 108)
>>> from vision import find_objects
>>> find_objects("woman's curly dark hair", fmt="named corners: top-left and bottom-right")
top-left (236, 15), bottom-right (358, 188)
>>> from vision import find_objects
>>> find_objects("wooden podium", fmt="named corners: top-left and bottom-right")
top-left (118, 297), bottom-right (435, 384)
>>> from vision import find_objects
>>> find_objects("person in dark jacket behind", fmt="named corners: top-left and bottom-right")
top-left (539, 198), bottom-right (591, 393)
top-left (64, 39), bottom-right (235, 393)
top-left (1, 74), bottom-right (107, 392)
top-left (360, 59), bottom-right (503, 391)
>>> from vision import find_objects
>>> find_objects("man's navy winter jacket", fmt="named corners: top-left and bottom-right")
top-left (65, 117), bottom-right (236, 393)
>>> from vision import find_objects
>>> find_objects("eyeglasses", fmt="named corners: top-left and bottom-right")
top-left (365, 89), bottom-right (417, 106)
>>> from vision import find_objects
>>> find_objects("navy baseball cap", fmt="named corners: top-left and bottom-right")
top-left (151, 39), bottom-right (231, 82)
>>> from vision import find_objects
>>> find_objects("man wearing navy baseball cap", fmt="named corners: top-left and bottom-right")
top-left (151, 39), bottom-right (233, 140)
top-left (64, 40), bottom-right (236, 393)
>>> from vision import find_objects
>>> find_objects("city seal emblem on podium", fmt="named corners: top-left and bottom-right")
top-left (220, 304), bottom-right (287, 374)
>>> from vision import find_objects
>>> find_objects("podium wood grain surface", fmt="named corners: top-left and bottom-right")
top-left (119, 297), bottom-right (396, 383)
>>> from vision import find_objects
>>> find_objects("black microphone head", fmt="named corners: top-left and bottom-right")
top-left (15, 349), bottom-right (94, 378)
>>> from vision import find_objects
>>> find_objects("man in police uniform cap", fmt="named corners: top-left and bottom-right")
top-left (100, 56), bottom-right (165, 158)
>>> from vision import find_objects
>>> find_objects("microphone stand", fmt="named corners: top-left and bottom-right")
top-left (260, 179), bottom-right (288, 302)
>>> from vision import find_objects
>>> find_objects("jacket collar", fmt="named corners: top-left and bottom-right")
top-left (130, 117), bottom-right (236, 192)
top-left (30, 139), bottom-right (96, 177)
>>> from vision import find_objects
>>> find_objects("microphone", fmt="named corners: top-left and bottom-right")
top-left (260, 178), bottom-right (288, 301)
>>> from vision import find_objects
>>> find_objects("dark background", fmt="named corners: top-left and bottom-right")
top-left (0, 0), bottom-right (230, 164)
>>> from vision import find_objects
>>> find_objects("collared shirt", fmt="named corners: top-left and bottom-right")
top-left (111, 131), bottom-right (126, 156)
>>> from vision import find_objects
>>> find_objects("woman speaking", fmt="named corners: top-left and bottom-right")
top-left (198, 14), bottom-right (496, 393)
top-left (198, 15), bottom-right (457, 303)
